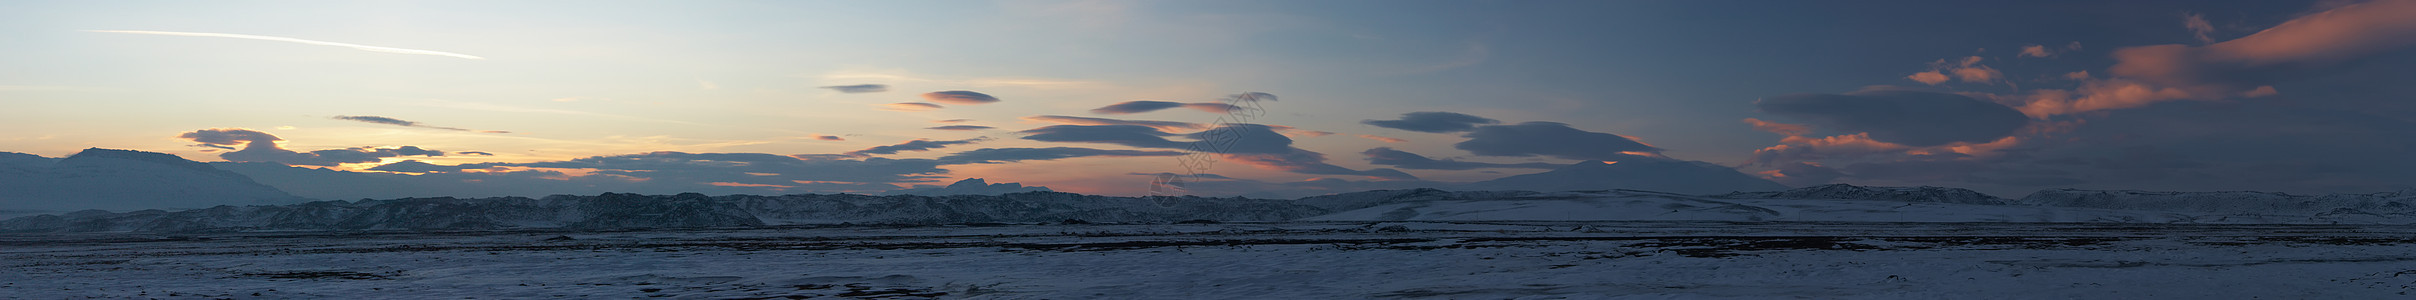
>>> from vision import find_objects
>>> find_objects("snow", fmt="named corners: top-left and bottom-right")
top-left (1307, 190), bottom-right (2415, 224)
top-left (7, 222), bottom-right (2416, 299)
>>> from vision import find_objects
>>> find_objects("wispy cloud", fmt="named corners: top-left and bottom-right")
top-left (331, 115), bottom-right (509, 133)
top-left (87, 30), bottom-right (484, 60)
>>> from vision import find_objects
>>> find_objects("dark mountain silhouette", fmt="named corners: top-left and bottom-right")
top-left (0, 148), bottom-right (304, 211)
top-left (1455, 158), bottom-right (1789, 194)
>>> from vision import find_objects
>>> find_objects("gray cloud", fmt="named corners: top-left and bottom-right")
top-left (1455, 122), bottom-right (1661, 161)
top-left (331, 115), bottom-right (508, 133)
top-left (938, 147), bottom-right (1186, 164)
top-left (1362, 147), bottom-right (1559, 170)
top-left (821, 84), bottom-right (889, 93)
top-left (1363, 112), bottom-right (1500, 133)
top-left (1088, 101), bottom-right (1251, 114)
top-left (922, 90), bottom-right (1000, 105)
top-left (1019, 123), bottom-right (1417, 179)
top-left (178, 128), bottom-right (452, 166)
top-left (1018, 125), bottom-right (1185, 149)
top-left (509, 152), bottom-right (950, 187)
top-left (845, 138), bottom-right (990, 157)
top-left (1020, 115), bottom-right (1205, 132)
top-left (1090, 101), bottom-right (1185, 114)
top-left (1757, 89), bottom-right (2029, 147)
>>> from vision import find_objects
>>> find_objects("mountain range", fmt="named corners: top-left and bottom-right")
top-left (0, 148), bottom-right (304, 212)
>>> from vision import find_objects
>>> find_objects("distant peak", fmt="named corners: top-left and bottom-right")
top-left (60, 148), bottom-right (217, 171)
top-left (948, 178), bottom-right (990, 188)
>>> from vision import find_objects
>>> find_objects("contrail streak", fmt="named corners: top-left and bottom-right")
top-left (87, 30), bottom-right (485, 60)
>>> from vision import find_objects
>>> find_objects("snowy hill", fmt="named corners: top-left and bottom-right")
top-left (881, 178), bottom-right (1054, 196)
top-left (1454, 159), bottom-right (1789, 195)
top-left (1712, 183), bottom-right (2009, 205)
top-left (0, 192), bottom-right (1325, 233)
top-left (0, 149), bottom-right (303, 212)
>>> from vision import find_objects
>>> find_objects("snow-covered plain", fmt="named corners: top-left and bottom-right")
top-left (8, 222), bottom-right (2416, 299)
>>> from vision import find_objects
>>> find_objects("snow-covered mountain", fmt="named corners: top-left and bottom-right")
top-left (1454, 159), bottom-right (1789, 194)
top-left (0, 149), bottom-right (304, 212)
top-left (881, 178), bottom-right (1053, 196)
top-left (14, 173), bottom-right (2416, 233)
top-left (1712, 183), bottom-right (2009, 205)
top-left (0, 191), bottom-right (1328, 233)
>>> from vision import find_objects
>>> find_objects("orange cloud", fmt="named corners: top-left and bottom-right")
top-left (2018, 0), bottom-right (2416, 118)
top-left (1741, 118), bottom-right (1811, 136)
top-left (881, 102), bottom-right (943, 112)
top-left (2183, 12), bottom-right (2215, 44)
top-left (1907, 71), bottom-right (1951, 85)
top-left (2020, 45), bottom-right (2054, 58)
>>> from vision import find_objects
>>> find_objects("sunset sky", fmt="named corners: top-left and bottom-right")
top-left (4, 0), bottom-right (2412, 198)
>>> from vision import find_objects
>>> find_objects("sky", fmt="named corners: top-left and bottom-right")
top-left (3, 0), bottom-right (2412, 198)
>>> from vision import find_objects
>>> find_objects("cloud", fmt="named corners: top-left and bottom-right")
top-left (1747, 133), bottom-right (1913, 166)
top-left (1020, 123), bottom-right (1417, 179)
top-left (820, 84), bottom-right (889, 93)
top-left (1181, 103), bottom-right (1246, 113)
top-left (367, 160), bottom-right (484, 173)
top-left (936, 147), bottom-right (1185, 164)
top-left (177, 128), bottom-right (450, 166)
top-left (1220, 149), bottom-right (1419, 180)
top-left (1089, 101), bottom-right (1185, 114)
top-left (845, 138), bottom-right (989, 157)
top-left (1357, 134), bottom-right (1406, 143)
top-left (882, 102), bottom-right (944, 111)
top-left (926, 125), bottom-right (994, 131)
top-left (810, 134), bottom-right (845, 141)
top-left (2020, 45), bottom-right (2055, 58)
top-left (1454, 122), bottom-right (1661, 161)
top-left (2018, 0), bottom-right (2416, 117)
top-left (458, 151), bottom-right (495, 156)
top-left (1758, 162), bottom-right (1845, 187)
top-left (2183, 12), bottom-right (2216, 44)
top-left (1741, 118), bottom-right (1812, 136)
top-left (1756, 89), bottom-right (2030, 147)
top-left (331, 115), bottom-right (505, 133)
top-left (1907, 71), bottom-right (1951, 85)
top-left (934, 119), bottom-right (972, 123)
top-left (922, 91), bottom-right (1001, 105)
top-left (1020, 115), bottom-right (1206, 132)
top-left (1361, 112), bottom-right (1500, 133)
top-left (1908, 57), bottom-right (2003, 85)
top-left (1088, 101), bottom-right (1250, 114)
top-left (1017, 125), bottom-right (1185, 149)
top-left (510, 152), bottom-right (949, 187)
top-left (1362, 147), bottom-right (1558, 170)
top-left (88, 30), bottom-right (484, 60)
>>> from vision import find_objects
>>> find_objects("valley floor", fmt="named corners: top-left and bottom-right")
top-left (6, 222), bottom-right (2416, 299)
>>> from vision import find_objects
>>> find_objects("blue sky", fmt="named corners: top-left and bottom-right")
top-left (3, 0), bottom-right (2410, 197)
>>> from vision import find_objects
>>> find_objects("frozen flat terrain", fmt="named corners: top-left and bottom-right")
top-left (8, 222), bottom-right (2416, 299)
